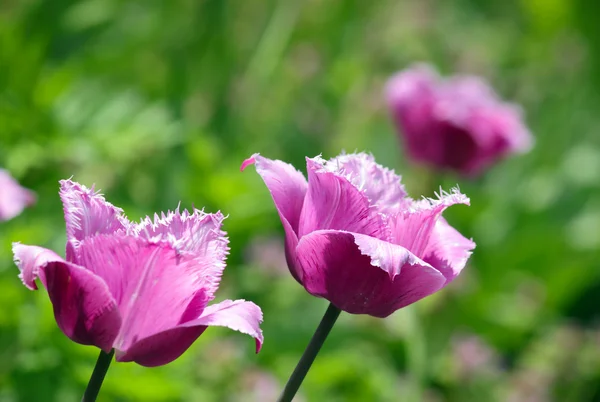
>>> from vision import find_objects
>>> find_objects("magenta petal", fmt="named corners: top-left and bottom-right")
top-left (241, 154), bottom-right (307, 282)
top-left (116, 299), bottom-right (263, 367)
top-left (59, 180), bottom-right (128, 261)
top-left (13, 243), bottom-right (121, 351)
top-left (298, 156), bottom-right (388, 240)
top-left (391, 188), bottom-right (470, 257)
top-left (351, 232), bottom-right (422, 279)
top-left (0, 170), bottom-right (35, 221)
top-left (295, 230), bottom-right (446, 317)
top-left (191, 299), bottom-right (264, 352)
top-left (115, 326), bottom-right (207, 367)
top-left (75, 235), bottom-right (221, 352)
top-left (134, 209), bottom-right (229, 296)
top-left (135, 209), bottom-right (226, 255)
top-left (423, 217), bottom-right (475, 284)
top-left (323, 153), bottom-right (408, 215)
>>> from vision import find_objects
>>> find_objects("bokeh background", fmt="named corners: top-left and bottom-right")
top-left (1, 0), bottom-right (600, 401)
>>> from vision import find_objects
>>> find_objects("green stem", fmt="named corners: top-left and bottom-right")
top-left (82, 349), bottom-right (114, 402)
top-left (278, 303), bottom-right (341, 402)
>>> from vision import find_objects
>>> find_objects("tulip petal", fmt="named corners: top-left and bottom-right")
top-left (13, 243), bottom-right (121, 351)
top-left (116, 299), bottom-right (263, 367)
top-left (59, 180), bottom-right (128, 261)
top-left (295, 230), bottom-right (446, 317)
top-left (134, 209), bottom-right (229, 296)
top-left (298, 156), bottom-right (388, 240)
top-left (351, 232), bottom-right (422, 279)
top-left (191, 299), bottom-right (264, 352)
top-left (76, 234), bottom-right (224, 352)
top-left (0, 169), bottom-right (36, 221)
top-left (135, 209), bottom-right (225, 254)
top-left (423, 217), bottom-right (475, 284)
top-left (319, 153), bottom-right (408, 215)
top-left (115, 325), bottom-right (206, 367)
top-left (241, 154), bottom-right (307, 281)
top-left (391, 188), bottom-right (469, 257)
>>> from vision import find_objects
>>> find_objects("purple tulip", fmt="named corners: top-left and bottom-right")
top-left (13, 180), bottom-right (263, 367)
top-left (385, 64), bottom-right (533, 176)
top-left (0, 169), bottom-right (35, 221)
top-left (242, 152), bottom-right (474, 317)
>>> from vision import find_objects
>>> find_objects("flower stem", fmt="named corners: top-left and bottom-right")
top-left (82, 349), bottom-right (114, 402)
top-left (278, 303), bottom-right (341, 402)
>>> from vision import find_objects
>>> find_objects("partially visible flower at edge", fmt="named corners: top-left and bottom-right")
top-left (241, 152), bottom-right (475, 318)
top-left (0, 169), bottom-right (36, 221)
top-left (385, 63), bottom-right (533, 177)
top-left (13, 179), bottom-right (263, 367)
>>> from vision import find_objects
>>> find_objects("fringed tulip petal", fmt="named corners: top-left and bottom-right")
top-left (299, 156), bottom-right (387, 239)
top-left (13, 243), bottom-right (121, 352)
top-left (59, 179), bottom-right (128, 261)
top-left (322, 153), bottom-right (408, 215)
top-left (135, 209), bottom-right (225, 255)
top-left (59, 179), bottom-right (128, 241)
top-left (116, 299), bottom-right (263, 367)
top-left (295, 230), bottom-right (446, 317)
top-left (424, 218), bottom-right (475, 284)
top-left (192, 299), bottom-right (264, 352)
top-left (351, 232), bottom-right (423, 279)
top-left (75, 235), bottom-right (222, 352)
top-left (391, 188), bottom-right (470, 257)
top-left (133, 209), bottom-right (229, 299)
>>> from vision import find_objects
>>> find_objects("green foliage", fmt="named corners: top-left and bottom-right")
top-left (1, 0), bottom-right (600, 400)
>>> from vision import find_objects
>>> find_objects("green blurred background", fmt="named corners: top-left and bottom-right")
top-left (1, 0), bottom-right (600, 401)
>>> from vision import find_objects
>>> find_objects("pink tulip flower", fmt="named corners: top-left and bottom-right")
top-left (0, 169), bottom-right (35, 221)
top-left (385, 64), bottom-right (533, 176)
top-left (242, 152), bottom-right (474, 317)
top-left (13, 180), bottom-right (263, 367)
